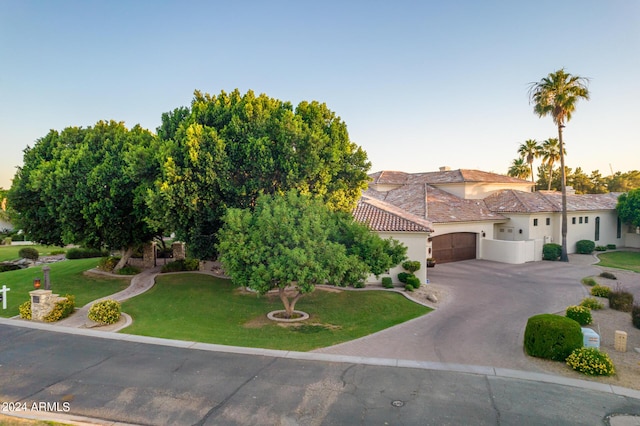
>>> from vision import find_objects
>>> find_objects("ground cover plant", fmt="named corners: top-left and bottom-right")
top-left (590, 285), bottom-right (611, 298)
top-left (121, 273), bottom-right (431, 351)
top-left (0, 258), bottom-right (130, 318)
top-left (579, 297), bottom-right (604, 310)
top-left (596, 251), bottom-right (640, 273)
top-left (566, 347), bottom-right (615, 376)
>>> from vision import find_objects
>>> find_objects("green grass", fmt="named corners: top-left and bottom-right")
top-left (596, 251), bottom-right (640, 272)
top-left (0, 244), bottom-right (67, 262)
top-left (0, 258), bottom-right (130, 317)
top-left (121, 273), bottom-right (432, 351)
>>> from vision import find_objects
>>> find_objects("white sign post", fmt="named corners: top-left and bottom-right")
top-left (1, 285), bottom-right (10, 310)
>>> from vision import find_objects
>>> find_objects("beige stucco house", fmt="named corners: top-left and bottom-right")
top-left (356, 167), bottom-right (637, 284)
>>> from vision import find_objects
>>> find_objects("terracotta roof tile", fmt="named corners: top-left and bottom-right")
top-left (539, 191), bottom-right (621, 211)
top-left (485, 190), bottom-right (621, 213)
top-left (425, 185), bottom-right (506, 223)
top-left (353, 196), bottom-right (433, 232)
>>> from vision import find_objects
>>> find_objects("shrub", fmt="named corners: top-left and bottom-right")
top-left (632, 304), bottom-right (640, 329)
top-left (581, 277), bottom-right (597, 287)
top-left (88, 299), bottom-right (121, 325)
top-left (66, 247), bottom-right (109, 259)
top-left (599, 271), bottom-right (617, 280)
top-left (524, 314), bottom-right (583, 361)
top-left (575, 240), bottom-right (595, 254)
top-left (44, 295), bottom-right (75, 322)
top-left (542, 243), bottom-right (562, 261)
top-left (161, 258), bottom-right (199, 273)
top-left (590, 285), bottom-right (611, 298)
top-left (565, 305), bottom-right (592, 325)
top-left (117, 265), bottom-right (140, 275)
top-left (397, 272), bottom-right (413, 284)
top-left (2, 237), bottom-right (11, 245)
top-left (381, 277), bottom-right (393, 289)
top-left (18, 247), bottom-right (39, 261)
top-left (402, 260), bottom-right (421, 274)
top-left (404, 284), bottom-right (414, 292)
top-left (50, 250), bottom-right (66, 255)
top-left (98, 256), bottom-right (121, 272)
top-left (580, 297), bottom-right (604, 310)
top-left (595, 246), bottom-right (607, 251)
top-left (353, 281), bottom-right (366, 289)
top-left (406, 275), bottom-right (421, 289)
top-left (606, 244), bottom-right (616, 250)
top-left (566, 348), bottom-right (615, 376)
top-left (608, 288), bottom-right (634, 312)
top-left (19, 300), bottom-right (31, 319)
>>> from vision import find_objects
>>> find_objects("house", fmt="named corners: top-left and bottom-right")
top-left (356, 167), bottom-right (637, 283)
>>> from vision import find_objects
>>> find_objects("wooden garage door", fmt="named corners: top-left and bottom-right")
top-left (432, 233), bottom-right (477, 264)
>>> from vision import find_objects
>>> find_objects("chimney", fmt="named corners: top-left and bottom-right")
top-left (439, 166), bottom-right (451, 172)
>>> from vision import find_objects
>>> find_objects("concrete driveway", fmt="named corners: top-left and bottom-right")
top-left (314, 259), bottom-right (598, 372)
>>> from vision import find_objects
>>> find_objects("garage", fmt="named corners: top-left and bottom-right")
top-left (431, 232), bottom-right (477, 264)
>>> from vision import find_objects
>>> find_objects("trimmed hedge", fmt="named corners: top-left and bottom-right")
top-left (66, 247), bottom-right (109, 259)
top-left (542, 243), bottom-right (561, 261)
top-left (402, 260), bottom-right (421, 273)
top-left (524, 314), bottom-right (583, 361)
top-left (381, 277), bottom-right (393, 289)
top-left (576, 240), bottom-right (595, 254)
top-left (18, 247), bottom-right (39, 260)
top-left (397, 272), bottom-right (412, 284)
top-left (406, 275), bottom-right (421, 289)
top-left (161, 258), bottom-right (199, 273)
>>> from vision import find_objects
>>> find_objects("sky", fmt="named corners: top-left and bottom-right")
top-left (1, 0), bottom-right (639, 190)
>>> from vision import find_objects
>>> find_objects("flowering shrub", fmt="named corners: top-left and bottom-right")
top-left (590, 285), bottom-right (611, 298)
top-left (88, 299), bottom-right (121, 325)
top-left (566, 348), bottom-right (615, 376)
top-left (579, 297), bottom-right (603, 310)
top-left (565, 305), bottom-right (592, 325)
top-left (44, 295), bottom-right (75, 322)
top-left (19, 300), bottom-right (31, 319)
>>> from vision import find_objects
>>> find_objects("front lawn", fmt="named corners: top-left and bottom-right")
top-left (596, 251), bottom-right (640, 273)
top-left (0, 244), bottom-right (67, 262)
top-left (0, 258), bottom-right (130, 317)
top-left (121, 273), bottom-right (431, 351)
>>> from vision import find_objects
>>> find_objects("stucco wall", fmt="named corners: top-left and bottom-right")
top-left (480, 238), bottom-right (540, 264)
top-left (624, 232), bottom-right (640, 248)
top-left (368, 232), bottom-right (428, 284)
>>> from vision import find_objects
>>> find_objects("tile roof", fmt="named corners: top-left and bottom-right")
top-left (404, 169), bottom-right (531, 185)
top-left (484, 190), bottom-right (621, 213)
top-left (353, 196), bottom-right (433, 232)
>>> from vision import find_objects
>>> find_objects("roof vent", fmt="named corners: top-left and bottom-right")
top-left (439, 166), bottom-right (451, 172)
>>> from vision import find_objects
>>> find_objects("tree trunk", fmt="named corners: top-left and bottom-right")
top-left (547, 162), bottom-right (553, 191)
top-left (558, 124), bottom-right (569, 262)
top-left (113, 246), bottom-right (133, 272)
top-left (278, 286), bottom-right (303, 318)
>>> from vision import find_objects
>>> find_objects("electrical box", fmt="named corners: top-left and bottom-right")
top-left (581, 328), bottom-right (600, 349)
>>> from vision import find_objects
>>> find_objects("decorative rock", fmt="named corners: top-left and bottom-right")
top-left (426, 293), bottom-right (438, 303)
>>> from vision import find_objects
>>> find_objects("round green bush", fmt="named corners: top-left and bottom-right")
top-left (402, 260), bottom-right (421, 273)
top-left (88, 299), bottom-right (121, 325)
top-left (397, 272), bottom-right (412, 284)
top-left (18, 247), bottom-right (39, 261)
top-left (565, 305), bottom-right (592, 325)
top-left (542, 243), bottom-right (561, 261)
top-left (406, 275), bottom-right (421, 289)
top-left (566, 347), bottom-right (615, 376)
top-left (581, 277), bottom-right (597, 287)
top-left (576, 240), bottom-right (595, 254)
top-left (590, 285), bottom-right (611, 298)
top-left (599, 271), bottom-right (617, 280)
top-left (524, 314), bottom-right (583, 361)
top-left (381, 277), bottom-right (393, 289)
top-left (404, 284), bottom-right (414, 292)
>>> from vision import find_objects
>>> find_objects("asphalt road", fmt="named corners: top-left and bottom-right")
top-left (1, 321), bottom-right (640, 425)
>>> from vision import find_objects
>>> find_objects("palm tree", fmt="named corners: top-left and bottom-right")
top-left (529, 69), bottom-right (589, 262)
top-left (508, 158), bottom-right (530, 180)
top-left (517, 139), bottom-right (541, 185)
top-left (540, 138), bottom-right (564, 190)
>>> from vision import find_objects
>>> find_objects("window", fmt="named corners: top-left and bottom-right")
top-left (584, 216), bottom-right (589, 224)
top-left (533, 218), bottom-right (538, 226)
top-left (572, 217), bottom-right (576, 225)
top-left (579, 217), bottom-right (583, 224)
top-left (595, 217), bottom-right (600, 241)
top-left (546, 218), bottom-right (550, 226)
top-left (617, 217), bottom-right (622, 239)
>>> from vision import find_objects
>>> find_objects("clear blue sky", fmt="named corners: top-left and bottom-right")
top-left (1, 0), bottom-right (638, 189)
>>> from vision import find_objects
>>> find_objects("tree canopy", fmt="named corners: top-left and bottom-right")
top-left (217, 191), bottom-right (406, 317)
top-left (150, 89), bottom-right (371, 258)
top-left (8, 121), bottom-right (161, 269)
top-left (617, 188), bottom-right (640, 228)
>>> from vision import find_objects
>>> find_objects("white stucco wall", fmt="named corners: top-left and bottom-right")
top-left (480, 239), bottom-right (541, 263)
top-left (368, 231), bottom-right (429, 284)
top-left (624, 231), bottom-right (640, 248)
top-left (565, 211), bottom-right (623, 252)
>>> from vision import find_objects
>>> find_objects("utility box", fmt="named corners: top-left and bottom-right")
top-left (581, 328), bottom-right (600, 349)
top-left (614, 330), bottom-right (627, 352)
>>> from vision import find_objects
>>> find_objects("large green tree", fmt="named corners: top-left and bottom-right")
top-left (617, 188), bottom-right (640, 229)
top-left (529, 69), bottom-right (589, 261)
top-left (217, 191), bottom-right (406, 318)
top-left (8, 121), bottom-right (161, 270)
top-left (517, 139), bottom-right (541, 184)
top-left (151, 89), bottom-right (371, 259)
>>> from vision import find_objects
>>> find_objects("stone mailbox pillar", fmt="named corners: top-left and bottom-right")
top-left (29, 290), bottom-right (58, 321)
top-left (172, 242), bottom-right (185, 261)
top-left (143, 242), bottom-right (156, 269)
top-left (615, 330), bottom-right (628, 352)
